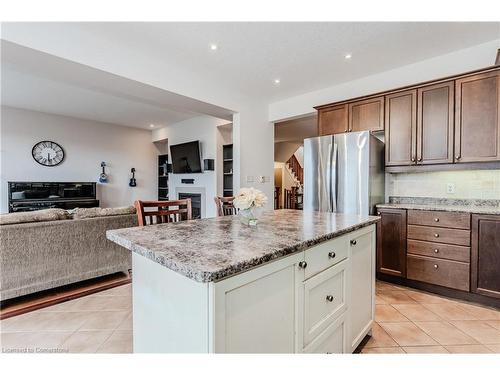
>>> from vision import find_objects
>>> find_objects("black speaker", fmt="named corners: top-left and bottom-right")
top-left (204, 159), bottom-right (214, 171)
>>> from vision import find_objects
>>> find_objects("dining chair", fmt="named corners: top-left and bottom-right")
top-left (214, 196), bottom-right (238, 217)
top-left (134, 199), bottom-right (192, 226)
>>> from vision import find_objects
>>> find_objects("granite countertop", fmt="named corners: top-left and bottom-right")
top-left (376, 197), bottom-right (500, 215)
top-left (106, 210), bottom-right (379, 283)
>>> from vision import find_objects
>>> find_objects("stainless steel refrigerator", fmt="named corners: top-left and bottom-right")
top-left (303, 131), bottom-right (385, 216)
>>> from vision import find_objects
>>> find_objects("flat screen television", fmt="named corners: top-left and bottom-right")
top-left (170, 141), bottom-right (202, 173)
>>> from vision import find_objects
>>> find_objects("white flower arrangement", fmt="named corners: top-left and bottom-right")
top-left (233, 187), bottom-right (268, 210)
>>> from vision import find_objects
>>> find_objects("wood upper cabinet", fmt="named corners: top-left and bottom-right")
top-left (348, 96), bottom-right (384, 132)
top-left (318, 104), bottom-right (348, 136)
top-left (385, 90), bottom-right (417, 166)
top-left (376, 208), bottom-right (407, 277)
top-left (471, 214), bottom-right (500, 299)
top-left (455, 70), bottom-right (500, 163)
top-left (416, 81), bottom-right (454, 164)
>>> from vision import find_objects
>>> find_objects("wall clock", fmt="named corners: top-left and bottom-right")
top-left (32, 141), bottom-right (65, 167)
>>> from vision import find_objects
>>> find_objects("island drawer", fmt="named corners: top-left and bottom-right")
top-left (407, 254), bottom-right (470, 291)
top-left (407, 240), bottom-right (470, 263)
top-left (407, 210), bottom-right (471, 230)
top-left (304, 235), bottom-right (348, 280)
top-left (303, 313), bottom-right (347, 354)
top-left (301, 259), bottom-right (348, 347)
top-left (407, 225), bottom-right (471, 247)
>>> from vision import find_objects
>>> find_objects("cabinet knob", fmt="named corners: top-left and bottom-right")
top-left (456, 155), bottom-right (461, 160)
top-left (328, 251), bottom-right (336, 259)
top-left (326, 295), bottom-right (334, 302)
top-left (434, 218), bottom-right (439, 222)
top-left (298, 261), bottom-right (307, 269)
top-left (350, 240), bottom-right (357, 246)
top-left (418, 157), bottom-right (422, 162)
top-left (434, 233), bottom-right (439, 238)
top-left (434, 249), bottom-right (439, 253)
top-left (348, 129), bottom-right (352, 132)
top-left (434, 264), bottom-right (439, 269)
top-left (411, 157), bottom-right (415, 162)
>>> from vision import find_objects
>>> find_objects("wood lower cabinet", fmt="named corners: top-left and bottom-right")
top-left (385, 90), bottom-right (417, 166)
top-left (378, 208), bottom-right (500, 306)
top-left (455, 70), bottom-right (500, 163)
top-left (416, 81), bottom-right (454, 164)
top-left (471, 214), bottom-right (500, 299)
top-left (318, 104), bottom-right (348, 136)
top-left (376, 208), bottom-right (407, 277)
top-left (348, 96), bottom-right (384, 132)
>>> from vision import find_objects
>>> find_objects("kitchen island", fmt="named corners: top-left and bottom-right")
top-left (106, 209), bottom-right (380, 353)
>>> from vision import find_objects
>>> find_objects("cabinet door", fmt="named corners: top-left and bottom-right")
top-left (348, 96), bottom-right (384, 132)
top-left (455, 70), bottom-right (500, 163)
top-left (318, 104), bottom-right (348, 135)
top-left (417, 81), bottom-right (454, 164)
top-left (349, 225), bottom-right (375, 353)
top-left (212, 251), bottom-right (304, 353)
top-left (377, 208), bottom-right (407, 277)
top-left (385, 90), bottom-right (417, 166)
top-left (471, 214), bottom-right (500, 299)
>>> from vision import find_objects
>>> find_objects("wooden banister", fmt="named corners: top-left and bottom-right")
top-left (286, 154), bottom-right (303, 185)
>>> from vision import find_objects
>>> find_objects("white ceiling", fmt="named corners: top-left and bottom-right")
top-left (1, 41), bottom-right (234, 129)
top-left (77, 22), bottom-right (500, 101)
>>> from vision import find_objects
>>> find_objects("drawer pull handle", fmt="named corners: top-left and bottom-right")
top-left (434, 264), bottom-right (439, 269)
top-left (326, 295), bottom-right (334, 302)
top-left (434, 233), bottom-right (439, 238)
top-left (434, 218), bottom-right (439, 222)
top-left (328, 252), bottom-right (336, 259)
top-left (298, 261), bottom-right (307, 269)
top-left (350, 240), bottom-right (357, 246)
top-left (434, 249), bottom-right (439, 253)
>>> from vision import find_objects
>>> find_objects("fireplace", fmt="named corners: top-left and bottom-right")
top-left (178, 193), bottom-right (202, 219)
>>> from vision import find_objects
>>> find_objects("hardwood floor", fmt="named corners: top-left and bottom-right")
top-left (1, 280), bottom-right (499, 353)
top-left (0, 273), bottom-right (131, 320)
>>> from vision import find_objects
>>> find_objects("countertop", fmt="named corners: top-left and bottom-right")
top-left (106, 209), bottom-right (379, 283)
top-left (376, 197), bottom-right (500, 215)
top-left (376, 203), bottom-right (500, 215)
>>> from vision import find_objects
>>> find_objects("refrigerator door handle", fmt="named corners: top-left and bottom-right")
top-left (329, 142), bottom-right (337, 212)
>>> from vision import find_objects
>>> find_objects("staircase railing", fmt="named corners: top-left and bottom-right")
top-left (286, 154), bottom-right (303, 185)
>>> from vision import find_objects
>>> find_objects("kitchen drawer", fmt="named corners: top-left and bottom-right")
top-left (301, 259), bottom-right (348, 347)
top-left (407, 254), bottom-right (470, 291)
top-left (303, 313), bottom-right (347, 354)
top-left (407, 210), bottom-right (471, 230)
top-left (407, 239), bottom-right (470, 263)
top-left (304, 235), bottom-right (348, 280)
top-left (407, 225), bottom-right (470, 246)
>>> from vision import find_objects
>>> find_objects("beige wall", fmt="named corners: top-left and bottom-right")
top-left (387, 170), bottom-right (500, 200)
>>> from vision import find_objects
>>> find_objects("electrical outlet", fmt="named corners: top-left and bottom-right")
top-left (446, 183), bottom-right (455, 194)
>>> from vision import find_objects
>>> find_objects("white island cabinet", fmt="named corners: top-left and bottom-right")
top-left (130, 224), bottom-right (376, 353)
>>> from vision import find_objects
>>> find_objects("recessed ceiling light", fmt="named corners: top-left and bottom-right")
top-left (210, 44), bottom-right (218, 51)
top-left (344, 53), bottom-right (352, 60)
top-left (274, 79), bottom-right (281, 85)
top-left (149, 124), bottom-right (155, 128)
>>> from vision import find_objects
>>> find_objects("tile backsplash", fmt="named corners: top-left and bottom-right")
top-left (386, 170), bottom-right (500, 200)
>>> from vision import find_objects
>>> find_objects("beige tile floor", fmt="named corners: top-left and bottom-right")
top-left (1, 284), bottom-right (132, 353)
top-left (362, 281), bottom-right (500, 354)
top-left (1, 280), bottom-right (499, 353)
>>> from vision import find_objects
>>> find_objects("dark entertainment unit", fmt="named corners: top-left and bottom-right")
top-left (8, 182), bottom-right (99, 212)
top-left (158, 154), bottom-right (169, 200)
